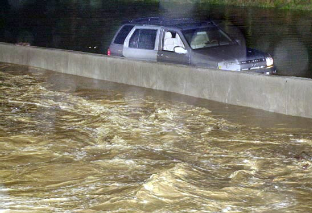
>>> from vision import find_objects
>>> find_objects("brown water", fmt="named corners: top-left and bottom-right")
top-left (1, 62), bottom-right (312, 212)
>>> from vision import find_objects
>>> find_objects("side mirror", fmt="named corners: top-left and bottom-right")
top-left (235, 39), bottom-right (241, 46)
top-left (174, 46), bottom-right (187, 54)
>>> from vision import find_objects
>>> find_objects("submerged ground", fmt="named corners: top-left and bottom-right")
top-left (0, 62), bottom-right (312, 212)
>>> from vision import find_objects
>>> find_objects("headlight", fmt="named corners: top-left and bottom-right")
top-left (266, 56), bottom-right (274, 67)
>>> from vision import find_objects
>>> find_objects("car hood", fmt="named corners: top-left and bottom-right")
top-left (193, 45), bottom-right (265, 62)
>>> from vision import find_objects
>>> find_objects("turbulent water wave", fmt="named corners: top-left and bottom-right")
top-left (0, 63), bottom-right (312, 212)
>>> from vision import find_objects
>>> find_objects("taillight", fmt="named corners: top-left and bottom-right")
top-left (107, 48), bottom-right (111, 56)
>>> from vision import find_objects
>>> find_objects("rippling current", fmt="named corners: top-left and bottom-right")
top-left (0, 62), bottom-right (312, 212)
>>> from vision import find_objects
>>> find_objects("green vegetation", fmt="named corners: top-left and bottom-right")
top-left (206, 0), bottom-right (312, 10)
top-left (156, 0), bottom-right (312, 10)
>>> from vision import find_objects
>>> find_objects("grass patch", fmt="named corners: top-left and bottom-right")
top-left (155, 0), bottom-right (312, 10)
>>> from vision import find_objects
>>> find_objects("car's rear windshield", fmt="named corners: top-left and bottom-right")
top-left (182, 27), bottom-right (235, 49)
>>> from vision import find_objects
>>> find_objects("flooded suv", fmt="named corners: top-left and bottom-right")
top-left (108, 17), bottom-right (276, 74)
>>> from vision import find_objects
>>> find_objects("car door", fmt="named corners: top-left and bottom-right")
top-left (123, 26), bottom-right (160, 62)
top-left (157, 29), bottom-right (190, 65)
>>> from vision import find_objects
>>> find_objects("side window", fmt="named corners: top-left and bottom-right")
top-left (138, 29), bottom-right (157, 50)
top-left (163, 31), bottom-right (185, 52)
top-left (129, 29), bottom-right (140, 48)
top-left (114, 25), bottom-right (134, 44)
top-left (129, 29), bottom-right (157, 50)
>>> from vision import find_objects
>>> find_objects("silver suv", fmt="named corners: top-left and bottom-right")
top-left (108, 17), bottom-right (276, 75)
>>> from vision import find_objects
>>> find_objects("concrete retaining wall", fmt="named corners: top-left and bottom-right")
top-left (1, 42), bottom-right (311, 119)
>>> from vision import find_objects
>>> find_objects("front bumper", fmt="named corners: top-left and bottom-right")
top-left (245, 66), bottom-right (277, 75)
top-left (218, 56), bottom-right (277, 75)
top-left (218, 62), bottom-right (277, 75)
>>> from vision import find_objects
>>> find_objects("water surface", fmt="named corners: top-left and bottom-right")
top-left (1, 62), bottom-right (312, 212)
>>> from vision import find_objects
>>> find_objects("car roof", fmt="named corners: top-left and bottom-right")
top-left (123, 17), bottom-right (217, 30)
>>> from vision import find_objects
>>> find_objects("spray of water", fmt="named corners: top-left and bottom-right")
top-left (274, 37), bottom-right (309, 77)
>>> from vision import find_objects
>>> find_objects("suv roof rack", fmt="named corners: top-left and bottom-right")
top-left (123, 17), bottom-right (216, 28)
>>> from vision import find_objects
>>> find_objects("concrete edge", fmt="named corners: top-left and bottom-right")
top-left (0, 42), bottom-right (311, 119)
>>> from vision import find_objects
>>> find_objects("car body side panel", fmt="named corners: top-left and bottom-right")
top-left (123, 48), bottom-right (157, 61)
top-left (109, 43), bottom-right (123, 56)
top-left (158, 51), bottom-right (190, 65)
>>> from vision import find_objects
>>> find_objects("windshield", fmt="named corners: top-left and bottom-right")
top-left (182, 27), bottom-right (235, 49)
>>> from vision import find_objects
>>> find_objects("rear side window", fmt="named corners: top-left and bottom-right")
top-left (129, 29), bottom-right (157, 50)
top-left (114, 25), bottom-right (134, 44)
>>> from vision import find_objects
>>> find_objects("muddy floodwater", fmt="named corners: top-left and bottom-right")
top-left (1, 62), bottom-right (312, 212)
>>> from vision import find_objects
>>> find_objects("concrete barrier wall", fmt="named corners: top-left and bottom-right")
top-left (1, 42), bottom-right (312, 119)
